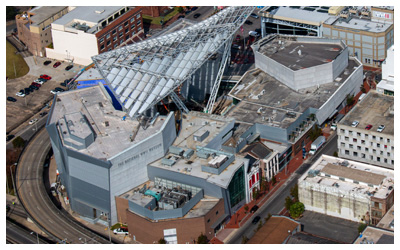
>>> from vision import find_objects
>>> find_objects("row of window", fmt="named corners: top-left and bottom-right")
top-left (99, 13), bottom-right (141, 44)
top-left (343, 149), bottom-right (394, 165)
top-left (340, 129), bottom-right (391, 143)
top-left (341, 137), bottom-right (393, 151)
top-left (341, 142), bottom-right (392, 157)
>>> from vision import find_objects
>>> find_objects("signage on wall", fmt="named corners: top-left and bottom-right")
top-left (373, 11), bottom-right (392, 19)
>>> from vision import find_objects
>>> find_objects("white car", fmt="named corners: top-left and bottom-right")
top-left (249, 31), bottom-right (260, 37)
top-left (377, 124), bottom-right (385, 132)
top-left (29, 118), bottom-right (38, 125)
top-left (351, 120), bottom-right (359, 127)
top-left (50, 90), bottom-right (60, 95)
top-left (113, 228), bottom-right (128, 235)
top-left (16, 92), bottom-right (25, 97)
top-left (34, 79), bottom-right (45, 84)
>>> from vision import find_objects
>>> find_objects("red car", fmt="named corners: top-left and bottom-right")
top-left (31, 82), bottom-right (41, 87)
top-left (365, 124), bottom-right (373, 130)
top-left (53, 62), bottom-right (61, 68)
top-left (40, 74), bottom-right (52, 80)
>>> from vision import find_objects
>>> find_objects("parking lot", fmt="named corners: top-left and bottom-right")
top-left (6, 56), bottom-right (82, 133)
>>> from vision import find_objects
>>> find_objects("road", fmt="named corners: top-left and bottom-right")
top-left (6, 219), bottom-right (50, 244)
top-left (16, 128), bottom-right (112, 244)
top-left (226, 131), bottom-right (338, 243)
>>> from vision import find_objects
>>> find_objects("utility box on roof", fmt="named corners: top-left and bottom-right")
top-left (193, 130), bottom-right (209, 142)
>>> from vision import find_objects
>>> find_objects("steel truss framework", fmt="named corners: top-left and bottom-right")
top-left (92, 6), bottom-right (255, 118)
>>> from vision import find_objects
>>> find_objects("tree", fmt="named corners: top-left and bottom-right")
top-left (177, 6), bottom-right (184, 13)
top-left (244, 204), bottom-right (249, 213)
top-left (358, 223), bottom-right (367, 234)
top-left (158, 238), bottom-right (166, 244)
top-left (285, 196), bottom-right (294, 211)
top-left (309, 124), bottom-right (322, 142)
top-left (289, 202), bottom-right (305, 219)
top-left (12, 136), bottom-right (26, 149)
top-left (333, 151), bottom-right (338, 157)
top-left (271, 176), bottom-right (277, 186)
top-left (197, 233), bottom-right (208, 244)
top-left (290, 184), bottom-right (299, 202)
top-left (252, 187), bottom-right (260, 200)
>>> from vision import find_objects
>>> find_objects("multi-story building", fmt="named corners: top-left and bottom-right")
top-left (226, 34), bottom-right (362, 164)
top-left (242, 142), bottom-right (279, 182)
top-left (15, 6), bottom-right (69, 57)
top-left (114, 112), bottom-right (253, 243)
top-left (298, 155), bottom-right (394, 225)
top-left (322, 12), bottom-right (393, 68)
top-left (257, 6), bottom-right (394, 68)
top-left (376, 45), bottom-right (394, 96)
top-left (337, 90), bottom-right (394, 169)
top-left (46, 6), bottom-right (144, 65)
top-left (46, 85), bottom-right (177, 225)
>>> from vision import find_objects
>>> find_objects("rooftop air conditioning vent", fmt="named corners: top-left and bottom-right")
top-left (95, 10), bottom-right (105, 14)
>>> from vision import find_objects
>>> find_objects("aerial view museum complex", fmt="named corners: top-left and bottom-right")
top-left (6, 5), bottom-right (393, 244)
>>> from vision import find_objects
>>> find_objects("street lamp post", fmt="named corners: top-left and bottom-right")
top-left (10, 164), bottom-right (16, 195)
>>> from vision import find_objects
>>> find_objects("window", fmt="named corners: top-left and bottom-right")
top-left (100, 44), bottom-right (105, 50)
top-left (119, 32), bottom-right (123, 37)
top-left (387, 138), bottom-right (390, 143)
top-left (377, 143), bottom-right (381, 148)
top-left (353, 152), bottom-right (358, 157)
top-left (361, 140), bottom-right (365, 144)
top-left (341, 142), bottom-right (345, 147)
top-left (365, 148), bottom-right (369, 152)
top-left (136, 13), bottom-right (141, 19)
top-left (113, 36), bottom-right (117, 42)
top-left (353, 138), bottom-right (357, 142)
top-left (216, 211), bottom-right (219, 215)
top-left (349, 144), bottom-right (353, 148)
top-left (345, 136), bottom-right (349, 141)
top-left (357, 146), bottom-right (361, 150)
top-left (125, 35), bottom-right (130, 40)
top-left (361, 153), bottom-right (365, 158)
top-left (340, 129), bottom-right (345, 133)
top-left (118, 26), bottom-right (123, 31)
top-left (120, 39), bottom-right (124, 44)
top-left (130, 17), bottom-right (135, 23)
top-left (137, 26), bottom-right (142, 31)
top-left (131, 24), bottom-right (135, 30)
top-left (372, 135), bottom-right (376, 140)
top-left (107, 40), bottom-right (111, 46)
top-left (365, 134), bottom-right (369, 139)
top-left (349, 130), bottom-right (353, 135)
top-left (207, 219), bottom-right (210, 223)
top-left (106, 34), bottom-right (110, 39)
top-left (112, 29), bottom-right (116, 35)
top-left (137, 20), bottom-right (141, 25)
top-left (99, 38), bottom-right (104, 43)
top-left (377, 157), bottom-right (380, 162)
top-left (124, 21), bottom-right (129, 26)
top-left (384, 145), bottom-right (387, 149)
top-left (387, 152), bottom-right (390, 157)
top-left (345, 150), bottom-right (350, 155)
top-left (370, 155), bottom-right (373, 160)
top-left (125, 28), bottom-right (129, 33)
top-left (384, 158), bottom-right (387, 163)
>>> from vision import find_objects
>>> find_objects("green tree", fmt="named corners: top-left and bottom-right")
top-left (290, 184), bottom-right (299, 202)
top-left (158, 238), bottom-right (166, 244)
top-left (285, 196), bottom-right (294, 211)
top-left (252, 187), bottom-right (260, 200)
top-left (309, 124), bottom-right (322, 141)
top-left (197, 233), bottom-right (208, 244)
top-left (358, 223), bottom-right (367, 234)
top-left (12, 136), bottom-right (26, 149)
top-left (271, 176), bottom-right (277, 185)
top-left (244, 204), bottom-right (249, 213)
top-left (289, 202), bottom-right (305, 219)
top-left (177, 6), bottom-right (184, 13)
top-left (333, 151), bottom-right (338, 157)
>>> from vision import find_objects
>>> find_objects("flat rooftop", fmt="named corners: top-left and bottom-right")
top-left (300, 155), bottom-right (394, 200)
top-left (151, 152), bottom-right (246, 189)
top-left (29, 6), bottom-right (68, 25)
top-left (354, 226), bottom-right (394, 244)
top-left (376, 205), bottom-right (394, 231)
top-left (340, 90), bottom-right (394, 135)
top-left (53, 6), bottom-right (124, 33)
top-left (120, 180), bottom-right (219, 219)
top-left (324, 16), bottom-right (393, 33)
top-left (259, 6), bottom-right (332, 26)
top-left (174, 111), bottom-right (234, 150)
top-left (257, 38), bottom-right (343, 71)
top-left (49, 86), bottom-right (167, 160)
top-left (227, 58), bottom-right (359, 128)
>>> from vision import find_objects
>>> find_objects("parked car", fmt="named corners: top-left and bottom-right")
top-left (252, 215), bottom-right (261, 224)
top-left (31, 85), bottom-right (39, 90)
top-left (53, 61), bottom-right (61, 68)
top-left (38, 77), bottom-right (47, 82)
top-left (50, 90), bottom-right (60, 95)
top-left (60, 82), bottom-right (67, 87)
top-left (377, 124), bottom-right (385, 133)
top-left (7, 97), bottom-right (17, 102)
top-left (250, 205), bottom-right (259, 213)
top-left (250, 13), bottom-right (259, 19)
top-left (191, 6), bottom-right (198, 11)
top-left (6, 134), bottom-right (15, 141)
top-left (40, 74), bottom-right (52, 80)
top-left (365, 124), bottom-right (373, 130)
top-left (55, 87), bottom-right (65, 92)
top-left (236, 34), bottom-right (241, 41)
top-left (24, 88), bottom-right (31, 95)
top-left (178, 15), bottom-right (185, 19)
top-left (40, 112), bottom-right (48, 117)
top-left (113, 228), bottom-right (129, 235)
top-left (193, 13), bottom-right (201, 18)
top-left (31, 82), bottom-right (41, 88)
top-left (34, 79), bottom-right (45, 84)
top-left (29, 118), bottom-right (38, 125)
top-left (351, 120), bottom-right (359, 127)
top-left (65, 65), bottom-right (73, 71)
top-left (245, 20), bottom-right (253, 25)
top-left (43, 60), bottom-right (52, 66)
top-left (29, 85), bottom-right (36, 92)
top-left (16, 91), bottom-right (25, 97)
